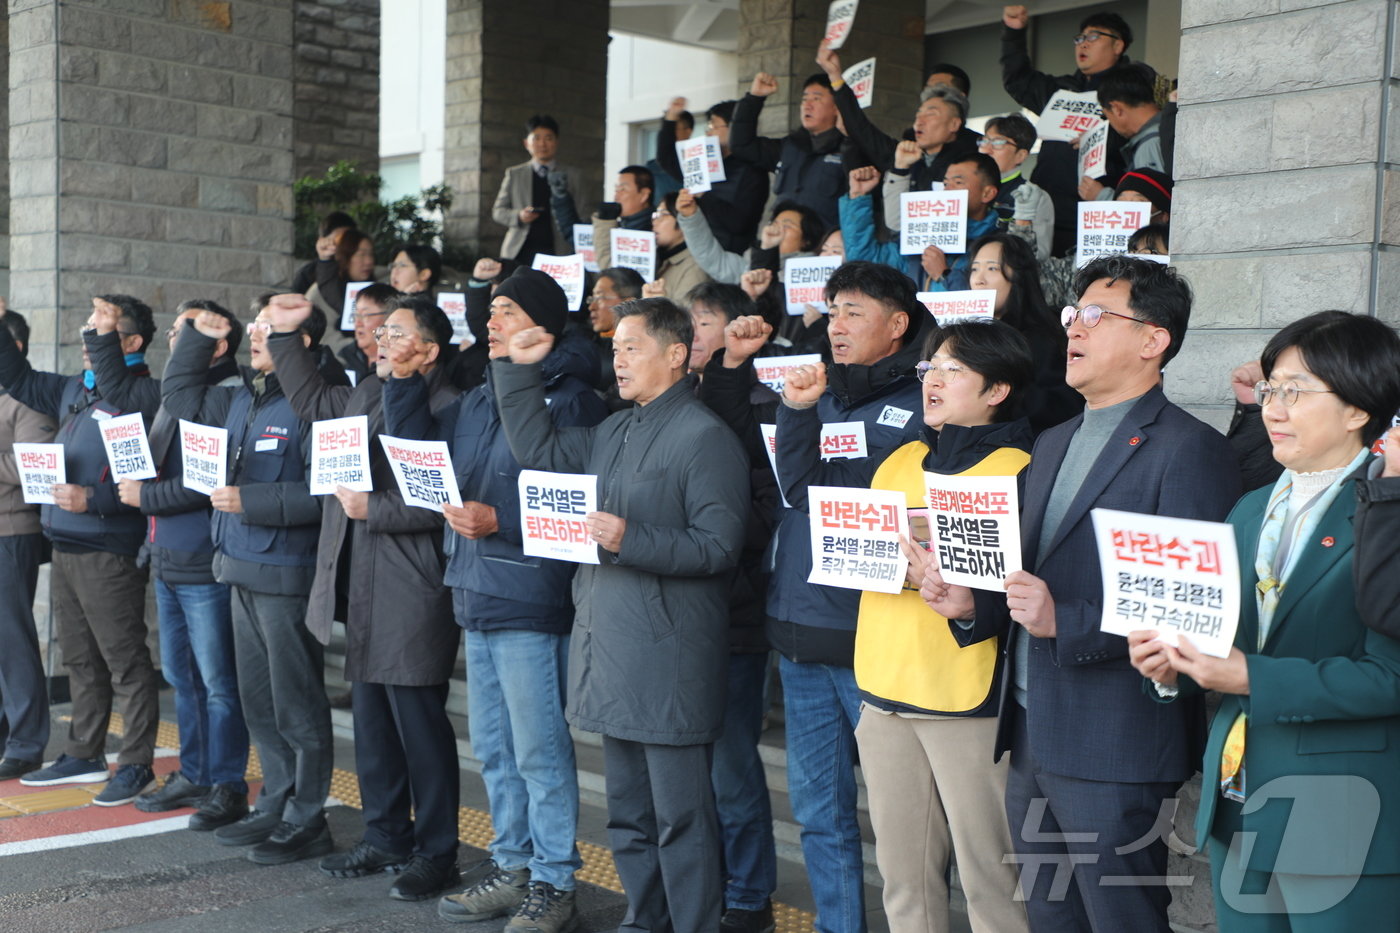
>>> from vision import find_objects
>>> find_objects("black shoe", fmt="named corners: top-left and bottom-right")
top-left (720, 902), bottom-right (775, 933)
top-left (0, 758), bottom-right (41, 781)
top-left (390, 855), bottom-right (461, 901)
top-left (320, 840), bottom-right (410, 878)
top-left (248, 818), bottom-right (333, 865)
top-left (214, 809), bottom-right (281, 846)
top-left (189, 785), bottom-right (249, 831)
top-left (135, 770), bottom-right (210, 813)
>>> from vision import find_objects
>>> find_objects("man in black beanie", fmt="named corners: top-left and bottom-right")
top-left (380, 267), bottom-right (607, 933)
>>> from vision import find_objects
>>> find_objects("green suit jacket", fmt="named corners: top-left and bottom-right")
top-left (1196, 471), bottom-right (1400, 876)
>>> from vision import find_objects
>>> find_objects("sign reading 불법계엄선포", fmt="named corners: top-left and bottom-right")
top-left (923, 472), bottom-right (1022, 591)
top-left (97, 412), bottom-right (156, 481)
top-left (380, 435), bottom-right (462, 513)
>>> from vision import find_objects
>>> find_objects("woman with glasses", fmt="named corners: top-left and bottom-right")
top-left (776, 320), bottom-right (1034, 933)
top-left (1130, 310), bottom-right (1400, 930)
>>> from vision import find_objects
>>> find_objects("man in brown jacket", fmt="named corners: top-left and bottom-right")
top-left (0, 305), bottom-right (58, 781)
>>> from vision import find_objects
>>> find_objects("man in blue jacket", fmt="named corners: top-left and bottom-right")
top-left (160, 298), bottom-right (332, 866)
top-left (3, 296), bottom-right (161, 807)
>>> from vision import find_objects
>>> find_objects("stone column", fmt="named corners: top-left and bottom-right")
top-left (8, 0), bottom-right (296, 373)
top-left (443, 0), bottom-right (609, 256)
top-left (1168, 0), bottom-right (1400, 427)
top-left (292, 0), bottom-right (381, 179)
top-left (736, 0), bottom-right (926, 139)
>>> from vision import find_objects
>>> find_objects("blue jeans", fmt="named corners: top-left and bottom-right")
top-left (156, 579), bottom-right (248, 790)
top-left (712, 652), bottom-right (777, 910)
top-left (780, 656), bottom-right (866, 933)
top-left (465, 626), bottom-right (581, 890)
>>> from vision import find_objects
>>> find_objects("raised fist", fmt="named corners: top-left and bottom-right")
top-left (750, 72), bottom-right (779, 98)
top-left (1003, 5), bottom-right (1029, 29)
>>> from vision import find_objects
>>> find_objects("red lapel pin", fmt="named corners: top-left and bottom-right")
top-left (1321, 536), bottom-right (1335, 548)
top-left (1128, 436), bottom-right (1141, 446)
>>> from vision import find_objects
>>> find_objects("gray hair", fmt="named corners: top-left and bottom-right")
top-left (919, 83), bottom-right (969, 123)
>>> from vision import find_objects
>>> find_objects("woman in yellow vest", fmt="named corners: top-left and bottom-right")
top-left (777, 319), bottom-right (1034, 933)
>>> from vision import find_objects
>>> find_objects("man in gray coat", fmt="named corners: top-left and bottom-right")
top-left (494, 298), bottom-right (749, 933)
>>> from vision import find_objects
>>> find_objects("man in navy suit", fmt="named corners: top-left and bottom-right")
top-left (924, 255), bottom-right (1241, 931)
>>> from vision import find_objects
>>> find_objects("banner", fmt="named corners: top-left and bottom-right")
top-left (1078, 121), bottom-right (1110, 181)
top-left (179, 420), bottom-right (228, 495)
top-left (379, 435), bottom-right (461, 513)
top-left (899, 190), bottom-right (968, 255)
top-left (339, 280), bottom-right (374, 332)
top-left (842, 57), bottom-right (876, 109)
top-left (518, 469), bottom-right (600, 564)
top-left (13, 443), bottom-right (64, 505)
top-left (532, 253), bottom-right (587, 311)
top-left (1034, 90), bottom-right (1103, 143)
top-left (1076, 201), bottom-right (1152, 267)
top-left (310, 415), bottom-right (372, 495)
top-left (916, 289), bottom-right (997, 326)
top-left (923, 473), bottom-right (1021, 590)
top-left (824, 0), bottom-right (858, 47)
top-left (610, 228), bottom-right (656, 283)
top-left (752, 354), bottom-right (822, 394)
top-left (573, 224), bottom-right (598, 272)
top-left (1091, 508), bottom-right (1241, 659)
top-left (438, 292), bottom-right (471, 346)
top-left (97, 412), bottom-right (157, 480)
top-left (783, 255), bottom-right (842, 315)
top-left (807, 485), bottom-right (908, 594)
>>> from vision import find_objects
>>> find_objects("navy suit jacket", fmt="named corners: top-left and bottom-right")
top-left (969, 385), bottom-right (1242, 783)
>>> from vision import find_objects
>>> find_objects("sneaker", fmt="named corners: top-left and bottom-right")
top-left (506, 881), bottom-right (580, 933)
top-left (0, 758), bottom-right (41, 781)
top-left (189, 784), bottom-right (249, 832)
top-left (214, 809), bottom-right (281, 846)
top-left (720, 902), bottom-right (775, 933)
top-left (389, 855), bottom-right (461, 901)
top-left (134, 770), bottom-right (210, 813)
top-left (92, 764), bottom-right (156, 807)
top-left (248, 818), bottom-right (333, 865)
top-left (438, 861), bottom-right (530, 923)
top-left (19, 754), bottom-right (109, 786)
top-left (320, 840), bottom-right (410, 879)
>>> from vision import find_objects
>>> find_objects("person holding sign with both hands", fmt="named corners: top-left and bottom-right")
top-left (1129, 312), bottom-right (1400, 930)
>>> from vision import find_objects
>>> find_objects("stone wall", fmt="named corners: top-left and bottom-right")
top-left (292, 0), bottom-right (380, 181)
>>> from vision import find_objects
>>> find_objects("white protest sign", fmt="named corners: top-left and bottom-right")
top-left (532, 253), bottom-right (587, 311)
top-left (760, 420), bottom-right (869, 509)
top-left (518, 469), bottom-right (600, 565)
top-left (610, 228), bottom-right (656, 283)
top-left (439, 292), bottom-right (471, 346)
top-left (1078, 120), bottom-right (1110, 181)
top-left (379, 435), bottom-right (461, 513)
top-left (900, 190), bottom-right (968, 255)
top-left (1091, 508), bottom-right (1241, 659)
top-left (842, 57), bottom-right (876, 109)
top-left (916, 289), bottom-right (997, 326)
top-left (923, 473), bottom-right (1022, 590)
top-left (13, 443), bottom-right (64, 505)
top-left (753, 354), bottom-right (822, 394)
top-left (824, 0), bottom-right (859, 48)
top-left (179, 420), bottom-right (227, 495)
top-left (1035, 90), bottom-right (1103, 143)
top-left (573, 224), bottom-right (599, 272)
top-left (310, 415), bottom-right (372, 495)
top-left (97, 412), bottom-right (156, 480)
top-left (676, 137), bottom-right (716, 193)
top-left (1076, 201), bottom-right (1152, 268)
top-left (783, 255), bottom-right (842, 315)
top-left (339, 280), bottom-right (374, 332)
top-left (807, 485), bottom-right (908, 594)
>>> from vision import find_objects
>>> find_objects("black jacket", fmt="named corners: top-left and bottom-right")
top-left (656, 118), bottom-right (771, 253)
top-left (729, 92), bottom-right (849, 229)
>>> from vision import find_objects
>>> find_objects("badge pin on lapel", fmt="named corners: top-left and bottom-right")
top-left (1128, 436), bottom-right (1141, 446)
top-left (1321, 536), bottom-right (1335, 548)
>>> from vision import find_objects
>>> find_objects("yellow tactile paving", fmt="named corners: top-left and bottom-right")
top-left (1, 786), bottom-right (99, 814)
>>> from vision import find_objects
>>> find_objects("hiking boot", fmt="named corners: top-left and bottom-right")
top-left (188, 785), bottom-right (249, 831)
top-left (506, 881), bottom-right (580, 933)
top-left (135, 770), bottom-right (210, 812)
top-left (389, 855), bottom-right (461, 901)
top-left (438, 861), bottom-right (530, 922)
top-left (93, 764), bottom-right (156, 807)
top-left (19, 754), bottom-right (108, 786)
top-left (320, 840), bottom-right (410, 878)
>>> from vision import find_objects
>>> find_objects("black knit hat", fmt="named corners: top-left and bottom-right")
top-left (494, 267), bottom-right (569, 340)
top-left (1115, 169), bottom-right (1173, 215)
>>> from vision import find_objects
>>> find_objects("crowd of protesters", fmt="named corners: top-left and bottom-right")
top-left (3, 6), bottom-right (1400, 933)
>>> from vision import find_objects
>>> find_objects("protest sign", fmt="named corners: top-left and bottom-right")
top-left (13, 443), bottom-right (64, 505)
top-left (760, 420), bottom-right (868, 509)
top-left (573, 224), bottom-right (599, 272)
top-left (916, 289), bottom-right (997, 326)
top-left (807, 485), bottom-right (908, 594)
top-left (824, 0), bottom-right (858, 48)
top-left (842, 57), bottom-right (876, 109)
top-left (1091, 508), bottom-right (1240, 658)
top-left (97, 412), bottom-right (156, 480)
top-left (310, 415), bottom-right (372, 495)
top-left (783, 255), bottom-right (842, 315)
top-left (379, 435), bottom-right (462, 512)
top-left (532, 253), bottom-right (587, 311)
top-left (339, 280), bottom-right (374, 332)
top-left (1076, 201), bottom-right (1152, 267)
top-left (1034, 90), bottom-right (1103, 142)
top-left (923, 473), bottom-right (1021, 590)
top-left (675, 136), bottom-right (727, 193)
top-left (703, 135), bottom-right (725, 183)
top-left (1078, 121), bottom-right (1110, 180)
top-left (900, 190), bottom-right (968, 254)
top-left (610, 228), bottom-right (656, 283)
top-left (518, 469), bottom-right (600, 565)
top-left (753, 354), bottom-right (822, 394)
top-left (438, 292), bottom-right (472, 346)
top-left (179, 420), bottom-right (227, 495)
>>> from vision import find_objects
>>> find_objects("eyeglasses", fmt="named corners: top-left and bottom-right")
top-left (706, 121), bottom-right (727, 134)
top-left (353, 310), bottom-right (389, 324)
top-left (652, 210), bottom-right (674, 220)
top-left (388, 261), bottom-right (416, 271)
top-left (246, 321), bottom-right (272, 335)
top-left (916, 361), bottom-right (968, 384)
top-left (373, 326), bottom-right (412, 345)
top-left (1060, 304), bottom-right (1151, 329)
top-left (978, 136), bottom-right (1016, 150)
top-left (1253, 381), bottom-right (1333, 408)
top-left (588, 294), bottom-right (621, 306)
top-left (1073, 30), bottom-right (1121, 44)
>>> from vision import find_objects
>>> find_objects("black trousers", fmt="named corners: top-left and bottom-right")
top-left (0, 533), bottom-right (47, 762)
